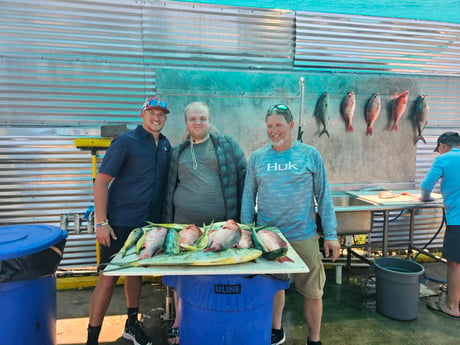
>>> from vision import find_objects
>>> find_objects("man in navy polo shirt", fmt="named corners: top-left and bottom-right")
top-left (86, 97), bottom-right (171, 345)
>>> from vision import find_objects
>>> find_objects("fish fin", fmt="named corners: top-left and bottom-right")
top-left (390, 123), bottom-right (398, 131)
top-left (319, 128), bottom-right (330, 137)
top-left (416, 135), bottom-right (426, 144)
top-left (366, 126), bottom-right (373, 136)
top-left (277, 256), bottom-right (294, 263)
top-left (347, 124), bottom-right (354, 132)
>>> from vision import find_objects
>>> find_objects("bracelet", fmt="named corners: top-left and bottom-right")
top-left (95, 220), bottom-right (109, 228)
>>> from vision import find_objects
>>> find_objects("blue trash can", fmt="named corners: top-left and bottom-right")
top-left (0, 224), bottom-right (67, 345)
top-left (164, 275), bottom-right (289, 345)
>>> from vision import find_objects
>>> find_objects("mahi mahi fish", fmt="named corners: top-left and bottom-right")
top-left (390, 90), bottom-right (409, 131)
top-left (205, 219), bottom-right (242, 252)
top-left (120, 226), bottom-right (145, 257)
top-left (107, 248), bottom-right (263, 270)
top-left (139, 227), bottom-right (167, 259)
top-left (414, 94), bottom-right (428, 144)
top-left (164, 228), bottom-right (181, 255)
top-left (341, 91), bottom-right (355, 132)
top-left (315, 91), bottom-right (330, 138)
top-left (366, 93), bottom-right (381, 136)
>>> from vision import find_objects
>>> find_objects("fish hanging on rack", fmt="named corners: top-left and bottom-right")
top-left (414, 94), bottom-right (429, 144)
top-left (365, 93), bottom-right (381, 136)
top-left (390, 90), bottom-right (409, 131)
top-left (341, 91), bottom-right (355, 132)
top-left (315, 91), bottom-right (330, 137)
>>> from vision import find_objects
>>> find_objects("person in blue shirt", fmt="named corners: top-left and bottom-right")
top-left (241, 104), bottom-right (341, 345)
top-left (86, 97), bottom-right (171, 345)
top-left (421, 131), bottom-right (460, 319)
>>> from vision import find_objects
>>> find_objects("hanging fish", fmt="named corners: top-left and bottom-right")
top-left (414, 94), bottom-right (429, 144)
top-left (341, 91), bottom-right (355, 132)
top-left (315, 91), bottom-right (330, 137)
top-left (390, 90), bottom-right (409, 131)
top-left (365, 93), bottom-right (381, 136)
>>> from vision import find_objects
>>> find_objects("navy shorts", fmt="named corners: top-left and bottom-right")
top-left (443, 225), bottom-right (460, 264)
top-left (98, 225), bottom-right (135, 271)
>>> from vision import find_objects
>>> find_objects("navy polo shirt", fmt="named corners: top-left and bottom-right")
top-left (99, 125), bottom-right (171, 227)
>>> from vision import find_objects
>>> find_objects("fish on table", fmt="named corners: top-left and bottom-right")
top-left (179, 224), bottom-right (202, 248)
top-left (390, 90), bottom-right (409, 131)
top-left (414, 94), bottom-right (428, 144)
top-left (205, 219), bottom-right (242, 252)
top-left (138, 226), bottom-right (168, 259)
top-left (251, 227), bottom-right (292, 262)
top-left (315, 91), bottom-right (330, 138)
top-left (237, 229), bottom-right (254, 249)
top-left (164, 228), bottom-right (181, 255)
top-left (341, 91), bottom-right (355, 132)
top-left (365, 93), bottom-right (381, 136)
top-left (120, 226), bottom-right (145, 257)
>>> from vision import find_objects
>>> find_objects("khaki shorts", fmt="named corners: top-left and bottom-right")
top-left (290, 233), bottom-right (325, 299)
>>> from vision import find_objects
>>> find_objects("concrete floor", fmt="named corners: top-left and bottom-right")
top-left (56, 259), bottom-right (459, 345)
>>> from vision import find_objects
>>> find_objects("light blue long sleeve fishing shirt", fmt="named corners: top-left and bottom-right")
top-left (420, 147), bottom-right (460, 225)
top-left (241, 141), bottom-right (338, 242)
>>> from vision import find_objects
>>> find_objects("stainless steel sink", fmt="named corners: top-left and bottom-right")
top-left (331, 194), bottom-right (373, 235)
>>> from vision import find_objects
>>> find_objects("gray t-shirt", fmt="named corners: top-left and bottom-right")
top-left (173, 138), bottom-right (226, 224)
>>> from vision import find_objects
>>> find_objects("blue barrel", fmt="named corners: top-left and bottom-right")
top-left (164, 275), bottom-right (289, 345)
top-left (0, 224), bottom-right (67, 345)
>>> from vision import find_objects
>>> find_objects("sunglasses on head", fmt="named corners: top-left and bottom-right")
top-left (146, 99), bottom-right (167, 109)
top-left (267, 104), bottom-right (290, 116)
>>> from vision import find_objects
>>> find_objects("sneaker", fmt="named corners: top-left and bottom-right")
top-left (271, 328), bottom-right (285, 345)
top-left (122, 319), bottom-right (152, 345)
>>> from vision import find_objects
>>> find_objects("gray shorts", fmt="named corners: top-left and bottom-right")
top-left (290, 233), bottom-right (326, 299)
top-left (443, 225), bottom-right (460, 263)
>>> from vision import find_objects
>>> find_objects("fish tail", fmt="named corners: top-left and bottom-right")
top-left (319, 128), bottom-right (330, 137)
top-left (366, 125), bottom-right (373, 136)
top-left (277, 256), bottom-right (294, 263)
top-left (347, 124), bottom-right (354, 132)
top-left (390, 123), bottom-right (398, 131)
top-left (416, 135), bottom-right (426, 144)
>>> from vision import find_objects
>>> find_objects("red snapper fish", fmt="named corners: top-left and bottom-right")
top-left (205, 219), bottom-right (242, 252)
top-left (237, 229), bottom-right (254, 249)
top-left (341, 91), bottom-right (355, 132)
top-left (179, 224), bottom-right (202, 247)
top-left (366, 93), bottom-right (381, 136)
top-left (139, 227), bottom-right (167, 259)
top-left (390, 90), bottom-right (409, 131)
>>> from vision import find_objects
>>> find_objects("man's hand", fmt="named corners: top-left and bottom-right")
top-left (324, 239), bottom-right (341, 262)
top-left (96, 224), bottom-right (117, 247)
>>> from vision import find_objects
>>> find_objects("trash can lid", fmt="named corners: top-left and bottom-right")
top-left (0, 225), bottom-right (67, 260)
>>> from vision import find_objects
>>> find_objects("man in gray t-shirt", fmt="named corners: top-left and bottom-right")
top-left (162, 101), bottom-right (247, 345)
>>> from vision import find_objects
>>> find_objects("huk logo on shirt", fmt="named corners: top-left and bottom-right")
top-left (266, 162), bottom-right (299, 171)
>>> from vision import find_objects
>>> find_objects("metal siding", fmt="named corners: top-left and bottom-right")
top-left (295, 12), bottom-right (460, 76)
top-left (1, 0), bottom-right (459, 267)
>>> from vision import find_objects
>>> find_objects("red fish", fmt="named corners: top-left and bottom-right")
top-left (366, 93), bottom-right (381, 136)
top-left (179, 224), bottom-right (202, 246)
top-left (341, 91), bottom-right (355, 132)
top-left (390, 90), bottom-right (409, 131)
top-left (237, 229), bottom-right (254, 249)
top-left (205, 219), bottom-right (242, 252)
top-left (139, 227), bottom-right (167, 259)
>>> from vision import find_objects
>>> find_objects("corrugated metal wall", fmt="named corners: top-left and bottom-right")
top-left (1, 0), bottom-right (459, 267)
